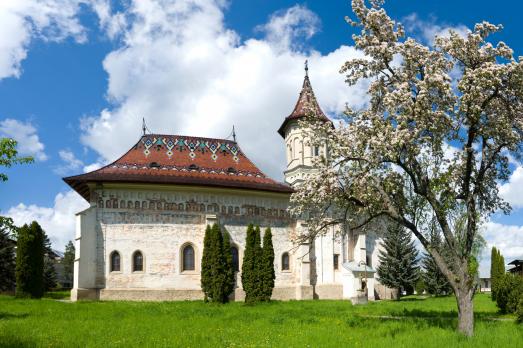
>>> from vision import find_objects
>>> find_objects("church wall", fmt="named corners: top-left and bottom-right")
top-left (75, 184), bottom-right (314, 301)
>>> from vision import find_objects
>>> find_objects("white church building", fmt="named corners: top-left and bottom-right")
top-left (65, 70), bottom-right (390, 302)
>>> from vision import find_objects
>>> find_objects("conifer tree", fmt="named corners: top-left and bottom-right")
top-left (62, 241), bottom-right (75, 288)
top-left (201, 225), bottom-right (212, 302)
top-left (222, 230), bottom-right (235, 302)
top-left (43, 232), bottom-right (57, 291)
top-left (241, 224), bottom-right (256, 303)
top-left (376, 224), bottom-right (419, 299)
top-left (253, 226), bottom-right (263, 301)
top-left (491, 247), bottom-right (505, 301)
top-left (16, 221), bottom-right (45, 298)
top-left (261, 227), bottom-right (275, 301)
top-left (0, 217), bottom-right (16, 292)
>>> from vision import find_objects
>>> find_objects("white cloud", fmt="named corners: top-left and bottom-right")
top-left (53, 149), bottom-right (84, 174)
top-left (403, 13), bottom-right (469, 46)
top-left (80, 0), bottom-right (369, 181)
top-left (3, 190), bottom-right (89, 250)
top-left (0, 118), bottom-right (47, 161)
top-left (256, 5), bottom-right (320, 52)
top-left (0, 0), bottom-right (88, 79)
top-left (479, 221), bottom-right (523, 277)
top-left (499, 166), bottom-right (523, 210)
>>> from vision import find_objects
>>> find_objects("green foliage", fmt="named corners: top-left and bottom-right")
top-left (260, 227), bottom-right (275, 301)
top-left (422, 231), bottom-right (452, 296)
top-left (376, 224), bottom-right (419, 298)
top-left (222, 230), bottom-right (235, 300)
top-left (241, 224), bottom-right (256, 303)
top-left (495, 273), bottom-right (523, 314)
top-left (15, 221), bottom-right (45, 298)
top-left (201, 225), bottom-right (212, 302)
top-left (241, 224), bottom-right (266, 303)
top-left (43, 233), bottom-right (57, 291)
top-left (415, 276), bottom-right (426, 295)
top-left (0, 138), bottom-right (33, 182)
top-left (0, 216), bottom-right (16, 291)
top-left (200, 224), bottom-right (232, 303)
top-left (62, 241), bottom-right (75, 287)
top-left (517, 297), bottom-right (523, 323)
top-left (490, 247), bottom-right (505, 301)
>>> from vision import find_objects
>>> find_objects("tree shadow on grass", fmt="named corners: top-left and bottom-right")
top-left (0, 334), bottom-right (35, 348)
top-left (0, 312), bottom-right (29, 320)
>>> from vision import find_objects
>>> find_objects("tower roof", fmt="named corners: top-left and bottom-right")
top-left (64, 134), bottom-right (292, 201)
top-left (278, 71), bottom-right (332, 137)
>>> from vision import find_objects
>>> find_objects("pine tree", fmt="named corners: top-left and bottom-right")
top-left (222, 230), bottom-right (235, 302)
top-left (62, 241), bottom-right (75, 288)
top-left (43, 232), bottom-right (57, 291)
top-left (16, 221), bottom-right (45, 298)
top-left (376, 224), bottom-right (419, 299)
top-left (0, 217), bottom-right (16, 292)
top-left (241, 224), bottom-right (256, 303)
top-left (201, 225), bottom-right (212, 302)
top-left (261, 227), bottom-right (275, 301)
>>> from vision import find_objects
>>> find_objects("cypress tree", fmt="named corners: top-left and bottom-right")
top-left (62, 241), bottom-right (75, 288)
top-left (376, 223), bottom-right (419, 299)
top-left (0, 217), bottom-right (16, 292)
top-left (43, 232), bottom-right (57, 291)
top-left (16, 221), bottom-right (45, 298)
top-left (253, 226), bottom-right (263, 301)
top-left (261, 227), bottom-right (275, 301)
top-left (201, 225), bottom-right (212, 302)
top-left (491, 247), bottom-right (506, 301)
top-left (204, 224), bottom-right (228, 302)
top-left (491, 247), bottom-right (498, 300)
top-left (222, 230), bottom-right (235, 302)
top-left (241, 224), bottom-right (256, 303)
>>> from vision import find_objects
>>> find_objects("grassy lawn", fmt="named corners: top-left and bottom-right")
top-left (0, 293), bottom-right (521, 347)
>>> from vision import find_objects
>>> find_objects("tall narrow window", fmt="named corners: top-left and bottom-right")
top-left (282, 252), bottom-right (290, 271)
top-left (133, 251), bottom-right (143, 272)
top-left (314, 146), bottom-right (320, 156)
top-left (333, 254), bottom-right (339, 270)
top-left (183, 245), bottom-right (195, 271)
top-left (110, 251), bottom-right (120, 272)
top-left (231, 246), bottom-right (239, 272)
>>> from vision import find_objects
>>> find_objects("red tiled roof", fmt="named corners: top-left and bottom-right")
top-left (278, 74), bottom-right (332, 137)
top-left (64, 135), bottom-right (293, 201)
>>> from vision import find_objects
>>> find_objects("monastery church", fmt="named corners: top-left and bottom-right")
top-left (65, 68), bottom-right (388, 302)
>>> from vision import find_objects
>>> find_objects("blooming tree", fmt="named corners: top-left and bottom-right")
top-left (290, 0), bottom-right (523, 336)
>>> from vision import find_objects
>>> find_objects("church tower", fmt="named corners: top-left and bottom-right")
top-left (278, 63), bottom-right (333, 186)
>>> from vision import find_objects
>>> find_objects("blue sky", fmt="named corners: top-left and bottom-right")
top-left (0, 0), bottom-right (522, 274)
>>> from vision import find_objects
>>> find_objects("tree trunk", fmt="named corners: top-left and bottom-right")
top-left (455, 285), bottom-right (474, 336)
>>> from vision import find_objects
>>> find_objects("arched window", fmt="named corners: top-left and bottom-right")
top-left (142, 201), bottom-right (147, 209)
top-left (135, 201), bottom-right (140, 209)
top-left (231, 246), bottom-right (239, 272)
top-left (105, 200), bottom-right (111, 208)
top-left (133, 251), bottom-right (143, 272)
top-left (182, 245), bottom-right (195, 271)
top-left (120, 200), bottom-right (125, 209)
top-left (113, 200), bottom-right (118, 209)
top-left (110, 251), bottom-right (120, 272)
top-left (282, 252), bottom-right (290, 271)
top-left (157, 202), bottom-right (162, 210)
top-left (127, 201), bottom-right (133, 209)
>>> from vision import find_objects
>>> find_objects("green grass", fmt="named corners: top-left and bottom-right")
top-left (0, 293), bottom-right (521, 347)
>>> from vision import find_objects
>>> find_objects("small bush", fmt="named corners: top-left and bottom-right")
top-left (517, 297), bottom-right (523, 324)
top-left (495, 273), bottom-right (523, 314)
